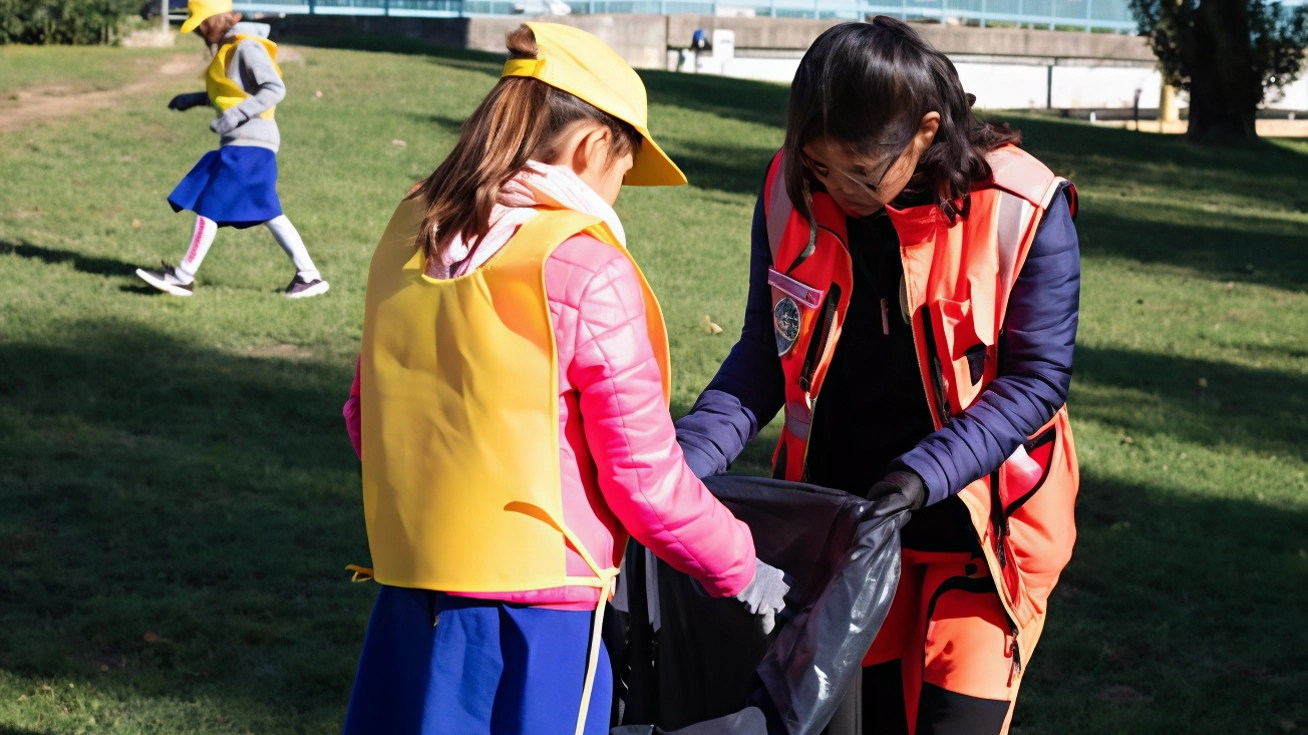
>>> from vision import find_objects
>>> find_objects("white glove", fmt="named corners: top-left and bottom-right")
top-left (735, 558), bottom-right (791, 635)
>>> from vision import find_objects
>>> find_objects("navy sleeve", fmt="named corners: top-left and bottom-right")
top-left (675, 188), bottom-right (787, 478)
top-left (895, 188), bottom-right (1081, 505)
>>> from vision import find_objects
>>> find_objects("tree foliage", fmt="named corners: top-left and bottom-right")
top-left (1129, 0), bottom-right (1308, 141)
top-left (1, 0), bottom-right (141, 44)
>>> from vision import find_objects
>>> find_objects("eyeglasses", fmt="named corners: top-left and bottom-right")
top-left (801, 148), bottom-right (900, 194)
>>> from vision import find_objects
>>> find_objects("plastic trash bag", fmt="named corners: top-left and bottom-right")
top-left (609, 474), bottom-right (911, 735)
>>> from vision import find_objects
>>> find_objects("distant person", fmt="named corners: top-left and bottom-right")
top-left (675, 17), bottom-right (1081, 735)
top-left (337, 24), bottom-right (787, 735)
top-left (135, 0), bottom-right (328, 298)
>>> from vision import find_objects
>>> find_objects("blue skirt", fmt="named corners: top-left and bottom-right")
top-left (168, 145), bottom-right (282, 229)
top-left (342, 587), bottom-right (612, 735)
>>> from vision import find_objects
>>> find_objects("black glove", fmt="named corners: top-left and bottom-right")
top-left (866, 470), bottom-right (927, 517)
top-left (168, 92), bottom-right (208, 112)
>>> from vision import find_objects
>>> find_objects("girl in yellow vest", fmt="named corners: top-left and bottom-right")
top-left (134, 0), bottom-right (329, 299)
top-left (676, 18), bottom-right (1082, 735)
top-left (340, 24), bottom-right (789, 735)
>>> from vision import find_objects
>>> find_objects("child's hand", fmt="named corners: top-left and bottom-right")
top-left (735, 559), bottom-right (792, 635)
top-left (209, 108), bottom-right (247, 136)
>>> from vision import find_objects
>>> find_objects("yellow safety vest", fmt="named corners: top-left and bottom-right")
top-left (359, 197), bottom-right (671, 594)
top-left (206, 35), bottom-right (281, 121)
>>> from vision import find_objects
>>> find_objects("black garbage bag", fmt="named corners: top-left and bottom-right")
top-left (609, 475), bottom-right (910, 735)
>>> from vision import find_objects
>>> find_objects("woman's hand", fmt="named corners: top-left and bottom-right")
top-left (866, 470), bottom-right (927, 515)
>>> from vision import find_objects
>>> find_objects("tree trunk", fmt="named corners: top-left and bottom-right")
top-left (1186, 75), bottom-right (1260, 142)
top-left (1184, 0), bottom-right (1263, 143)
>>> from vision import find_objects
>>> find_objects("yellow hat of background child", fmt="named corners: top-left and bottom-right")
top-left (501, 23), bottom-right (687, 187)
top-left (180, 0), bottom-right (233, 34)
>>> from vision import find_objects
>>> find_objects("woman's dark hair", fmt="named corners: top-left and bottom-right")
top-left (409, 25), bottom-right (643, 261)
top-left (783, 17), bottom-right (1021, 222)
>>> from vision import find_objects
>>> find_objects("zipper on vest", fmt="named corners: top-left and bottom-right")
top-left (989, 468), bottom-right (1007, 570)
top-left (1007, 620), bottom-right (1022, 686)
top-left (799, 284), bottom-right (842, 394)
top-left (916, 308), bottom-right (953, 427)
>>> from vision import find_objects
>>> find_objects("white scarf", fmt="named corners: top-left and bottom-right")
top-left (430, 161), bottom-right (627, 280)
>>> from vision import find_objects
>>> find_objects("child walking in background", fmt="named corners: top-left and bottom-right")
top-left (135, 0), bottom-right (328, 298)
top-left (339, 23), bottom-right (789, 735)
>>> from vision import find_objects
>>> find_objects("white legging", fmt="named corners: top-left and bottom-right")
top-left (177, 214), bottom-right (320, 283)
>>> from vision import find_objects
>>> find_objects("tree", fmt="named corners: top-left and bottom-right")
top-left (1, 0), bottom-right (140, 44)
top-left (1129, 0), bottom-right (1308, 142)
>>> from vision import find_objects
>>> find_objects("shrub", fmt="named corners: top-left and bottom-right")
top-left (1, 0), bottom-right (142, 44)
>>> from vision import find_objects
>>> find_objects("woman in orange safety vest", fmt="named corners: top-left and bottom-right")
top-left (676, 18), bottom-right (1082, 735)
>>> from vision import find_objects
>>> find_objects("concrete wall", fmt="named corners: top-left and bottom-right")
top-left (267, 13), bottom-right (668, 70)
top-left (459, 14), bottom-right (669, 69)
top-left (269, 13), bottom-right (1155, 69)
top-left (666, 15), bottom-right (1154, 62)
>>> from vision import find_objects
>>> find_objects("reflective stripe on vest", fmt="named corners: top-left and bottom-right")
top-left (206, 35), bottom-right (281, 121)
top-left (359, 199), bottom-right (671, 594)
top-left (761, 146), bottom-right (1079, 667)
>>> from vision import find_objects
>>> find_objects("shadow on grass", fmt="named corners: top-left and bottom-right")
top-left (283, 33), bottom-right (504, 78)
top-left (1014, 470), bottom-right (1308, 735)
top-left (0, 320), bottom-right (366, 728)
top-left (1077, 206), bottom-right (1308, 292)
top-left (1072, 345), bottom-right (1308, 462)
top-left (668, 138), bottom-right (776, 197)
top-left (639, 69), bottom-right (789, 130)
top-left (0, 240), bottom-right (139, 279)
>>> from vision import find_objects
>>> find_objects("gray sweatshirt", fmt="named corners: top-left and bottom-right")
top-left (177, 23), bottom-right (285, 152)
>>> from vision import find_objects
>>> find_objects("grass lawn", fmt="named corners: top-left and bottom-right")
top-left (1, 34), bottom-right (1306, 735)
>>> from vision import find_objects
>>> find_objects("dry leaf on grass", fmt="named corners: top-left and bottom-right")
top-left (392, 139), bottom-right (407, 148)
top-left (132, 218), bottom-right (141, 230)
top-left (701, 315), bottom-right (722, 335)
top-left (1100, 685), bottom-right (1153, 705)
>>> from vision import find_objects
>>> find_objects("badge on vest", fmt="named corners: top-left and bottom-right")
top-left (774, 297), bottom-right (801, 355)
top-left (768, 267), bottom-right (823, 356)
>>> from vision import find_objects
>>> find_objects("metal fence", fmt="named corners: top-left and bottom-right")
top-left (234, 0), bottom-right (1138, 31)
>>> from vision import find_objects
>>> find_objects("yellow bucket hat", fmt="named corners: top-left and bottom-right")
top-left (180, 0), bottom-right (233, 34)
top-left (501, 23), bottom-right (687, 187)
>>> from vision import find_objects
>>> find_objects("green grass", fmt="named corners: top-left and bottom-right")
top-left (0, 42), bottom-right (193, 97)
top-left (1, 38), bottom-right (1305, 735)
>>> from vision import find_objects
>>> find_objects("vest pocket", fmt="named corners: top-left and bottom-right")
top-left (928, 297), bottom-right (989, 411)
top-left (994, 416), bottom-right (1075, 610)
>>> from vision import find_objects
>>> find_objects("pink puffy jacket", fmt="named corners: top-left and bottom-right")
top-left (344, 234), bottom-right (757, 610)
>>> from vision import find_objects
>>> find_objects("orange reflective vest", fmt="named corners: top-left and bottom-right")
top-left (762, 146), bottom-right (1079, 670)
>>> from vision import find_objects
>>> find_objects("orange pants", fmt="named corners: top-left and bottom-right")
top-left (860, 549), bottom-right (1020, 735)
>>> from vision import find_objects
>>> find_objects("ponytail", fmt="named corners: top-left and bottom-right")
top-left (410, 25), bottom-right (643, 262)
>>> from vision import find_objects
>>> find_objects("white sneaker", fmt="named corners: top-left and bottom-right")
top-left (284, 274), bottom-right (330, 299)
top-left (136, 262), bottom-right (194, 297)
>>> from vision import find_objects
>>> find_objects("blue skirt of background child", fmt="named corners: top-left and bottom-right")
top-left (341, 586), bottom-right (612, 735)
top-left (167, 145), bottom-right (282, 229)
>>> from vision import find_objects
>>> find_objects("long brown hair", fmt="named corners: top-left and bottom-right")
top-left (410, 25), bottom-right (644, 262)
top-left (783, 17), bottom-right (1022, 223)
